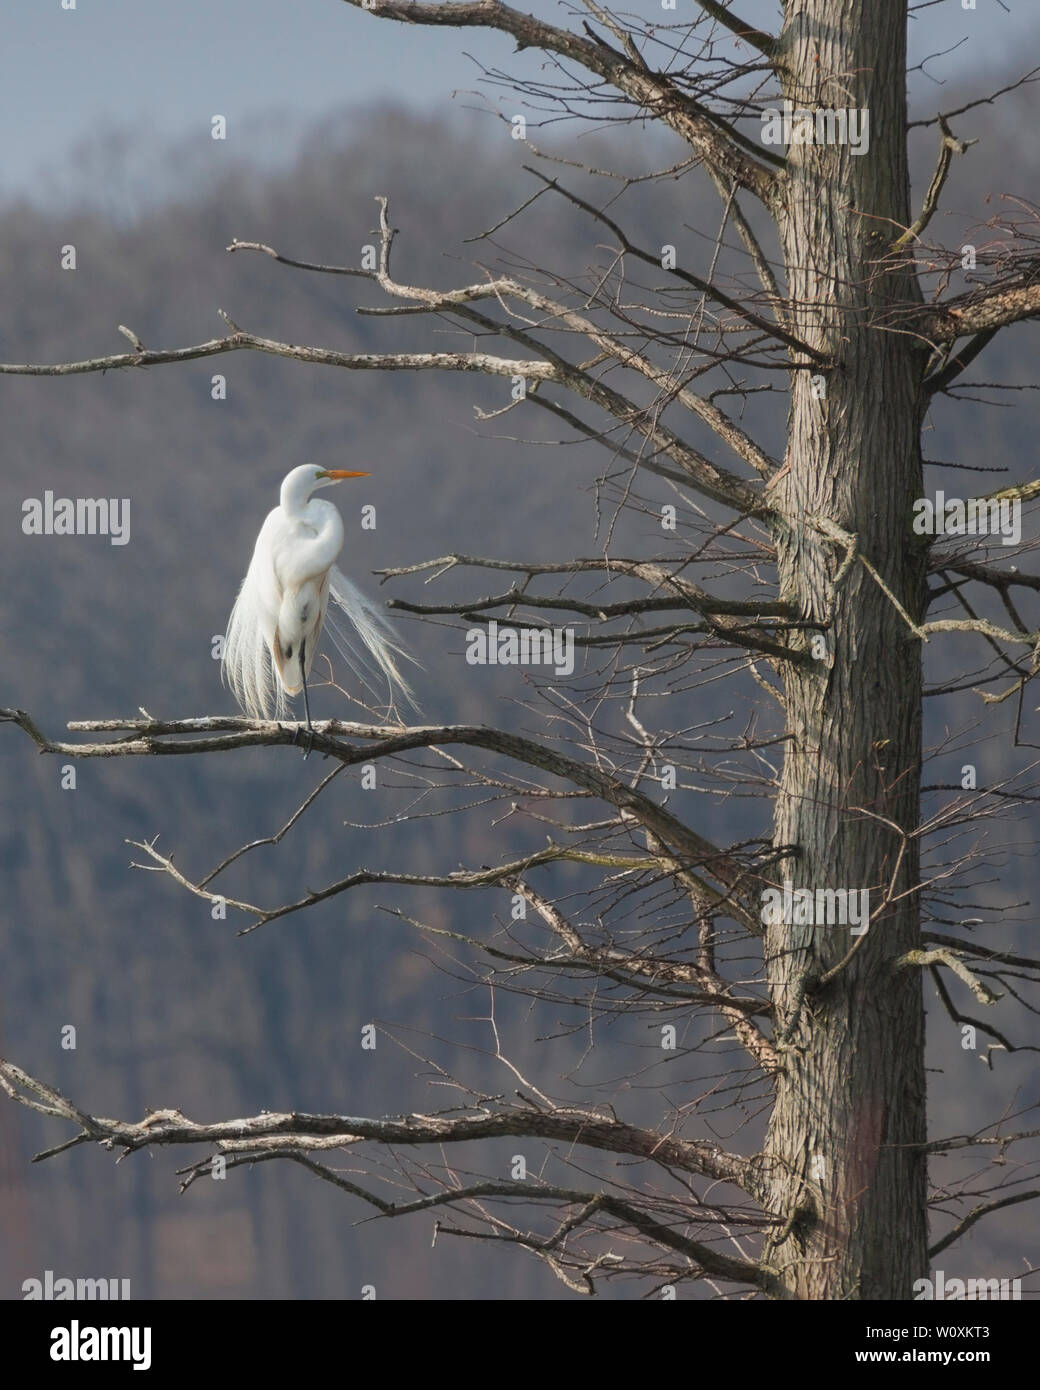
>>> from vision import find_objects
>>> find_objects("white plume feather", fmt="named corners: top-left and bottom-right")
top-left (223, 565), bottom-right (288, 721)
top-left (324, 565), bottom-right (420, 714)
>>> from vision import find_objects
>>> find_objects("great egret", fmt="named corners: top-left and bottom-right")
top-left (222, 464), bottom-right (416, 743)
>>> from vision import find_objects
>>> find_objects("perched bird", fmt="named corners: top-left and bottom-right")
top-left (222, 464), bottom-right (416, 740)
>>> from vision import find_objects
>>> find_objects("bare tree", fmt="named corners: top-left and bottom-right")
top-left (4, 0), bottom-right (1040, 1300)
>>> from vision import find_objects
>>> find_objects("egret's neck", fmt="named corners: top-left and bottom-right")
top-left (280, 472), bottom-right (319, 517)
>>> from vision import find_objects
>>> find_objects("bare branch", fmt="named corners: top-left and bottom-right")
top-left (689, 0), bottom-right (778, 58)
top-left (374, 552), bottom-right (805, 661)
top-left (928, 1191), bottom-right (1040, 1259)
top-left (0, 1058), bottom-right (757, 1192)
top-left (347, 0), bottom-right (783, 205)
top-left (923, 276), bottom-right (1040, 344)
top-left (1, 710), bottom-right (765, 923)
top-left (503, 874), bottom-right (778, 1071)
top-left (895, 947), bottom-right (1002, 1006)
top-left (892, 117), bottom-right (975, 253)
top-left (366, 196), bottom-right (773, 508)
top-left (523, 166), bottom-right (822, 368)
top-left (924, 327), bottom-right (998, 395)
top-left (0, 325), bottom-right (552, 381)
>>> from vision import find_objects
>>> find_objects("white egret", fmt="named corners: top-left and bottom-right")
top-left (222, 464), bottom-right (417, 743)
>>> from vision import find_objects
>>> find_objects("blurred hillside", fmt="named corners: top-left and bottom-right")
top-left (1, 98), bottom-right (1038, 1299)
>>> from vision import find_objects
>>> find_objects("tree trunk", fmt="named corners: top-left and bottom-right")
top-left (761, 0), bottom-right (930, 1299)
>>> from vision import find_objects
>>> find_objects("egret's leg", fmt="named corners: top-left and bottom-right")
top-left (299, 637), bottom-right (315, 759)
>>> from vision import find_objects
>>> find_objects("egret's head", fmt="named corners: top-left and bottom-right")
top-left (281, 463), bottom-right (370, 513)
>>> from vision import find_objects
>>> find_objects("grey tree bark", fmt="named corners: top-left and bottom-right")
top-left (762, 1), bottom-right (929, 1300)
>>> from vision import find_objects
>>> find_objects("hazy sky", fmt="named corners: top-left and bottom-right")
top-left (2, 0), bottom-right (1036, 204)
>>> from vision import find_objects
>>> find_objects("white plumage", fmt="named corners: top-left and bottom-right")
top-left (222, 464), bottom-right (416, 723)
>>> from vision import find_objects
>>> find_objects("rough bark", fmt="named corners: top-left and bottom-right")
top-left (760, 0), bottom-right (929, 1299)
